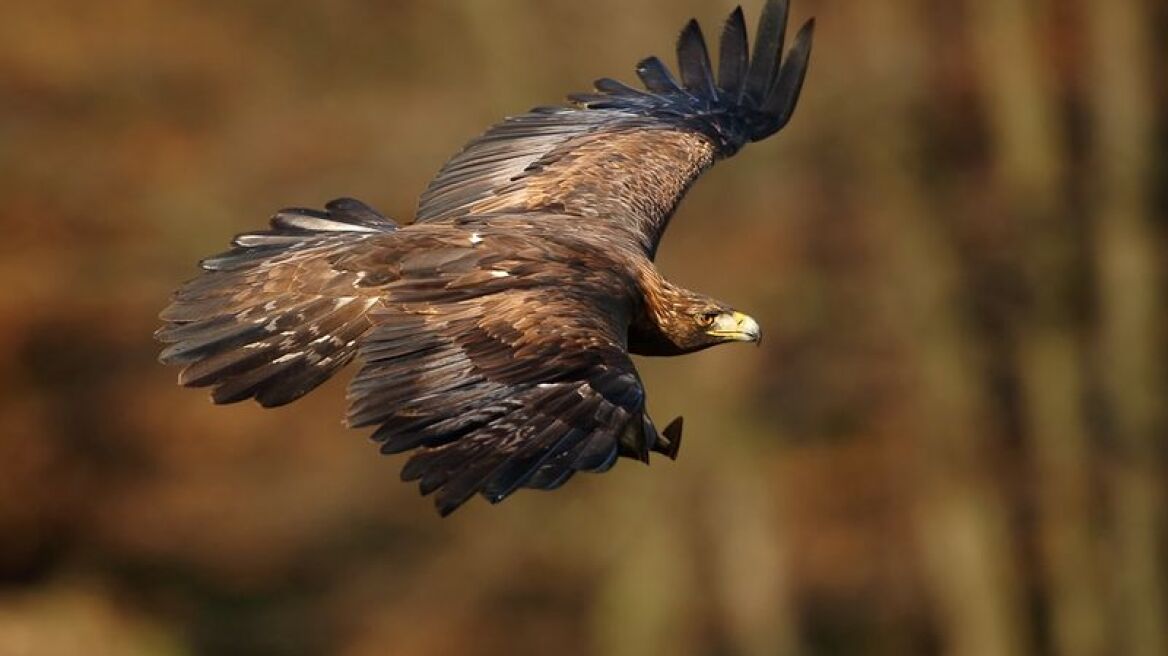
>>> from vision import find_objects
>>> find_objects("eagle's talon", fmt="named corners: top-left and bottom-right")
top-left (662, 416), bottom-right (684, 460)
top-left (648, 416), bottom-right (683, 460)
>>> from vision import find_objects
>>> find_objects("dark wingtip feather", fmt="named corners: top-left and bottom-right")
top-left (676, 19), bottom-right (717, 99)
top-left (436, 497), bottom-right (461, 518)
top-left (594, 77), bottom-right (646, 97)
top-left (718, 7), bottom-right (749, 98)
top-left (762, 17), bottom-right (814, 129)
top-left (524, 467), bottom-right (576, 491)
top-left (636, 56), bottom-right (683, 94)
top-left (744, 0), bottom-right (789, 104)
top-left (574, 1), bottom-right (813, 153)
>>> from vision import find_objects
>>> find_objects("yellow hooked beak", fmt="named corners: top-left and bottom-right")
top-left (707, 311), bottom-right (762, 344)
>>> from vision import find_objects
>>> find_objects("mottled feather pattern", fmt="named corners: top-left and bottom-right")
top-left (158, 199), bottom-right (399, 407)
top-left (158, 3), bottom-right (812, 515)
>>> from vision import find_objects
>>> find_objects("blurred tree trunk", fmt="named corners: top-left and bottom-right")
top-left (877, 167), bottom-right (1029, 656)
top-left (1081, 1), bottom-right (1168, 655)
top-left (590, 485), bottom-right (696, 656)
top-left (967, 1), bottom-right (1110, 654)
top-left (857, 4), bottom-right (1029, 655)
top-left (703, 456), bottom-right (800, 656)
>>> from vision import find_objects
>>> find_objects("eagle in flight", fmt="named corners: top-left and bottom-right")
top-left (158, 1), bottom-right (814, 515)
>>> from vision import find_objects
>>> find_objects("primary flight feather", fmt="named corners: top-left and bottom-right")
top-left (158, 1), bottom-right (815, 516)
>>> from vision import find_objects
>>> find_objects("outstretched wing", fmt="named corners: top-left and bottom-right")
top-left (415, 1), bottom-right (814, 257)
top-left (347, 284), bottom-right (678, 516)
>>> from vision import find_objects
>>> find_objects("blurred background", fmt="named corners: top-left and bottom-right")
top-left (1, 1), bottom-right (1164, 654)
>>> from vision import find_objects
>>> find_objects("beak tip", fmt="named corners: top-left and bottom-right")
top-left (741, 314), bottom-right (761, 345)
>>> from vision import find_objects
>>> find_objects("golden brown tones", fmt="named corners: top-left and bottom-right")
top-left (156, 2), bottom-right (813, 515)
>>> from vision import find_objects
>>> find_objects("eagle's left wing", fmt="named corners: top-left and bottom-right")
top-left (414, 1), bottom-right (814, 258)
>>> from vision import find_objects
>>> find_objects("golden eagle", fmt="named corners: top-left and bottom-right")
top-left (158, 1), bottom-right (814, 515)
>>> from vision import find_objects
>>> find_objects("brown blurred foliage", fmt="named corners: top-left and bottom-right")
top-left (0, 1), bottom-right (1165, 654)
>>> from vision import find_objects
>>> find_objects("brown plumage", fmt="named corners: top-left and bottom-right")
top-left (157, 1), bottom-right (814, 516)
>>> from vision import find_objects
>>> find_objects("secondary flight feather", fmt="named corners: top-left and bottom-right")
top-left (158, 1), bottom-right (815, 516)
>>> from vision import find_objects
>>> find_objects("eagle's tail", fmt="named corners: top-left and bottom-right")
top-left (156, 198), bottom-right (397, 407)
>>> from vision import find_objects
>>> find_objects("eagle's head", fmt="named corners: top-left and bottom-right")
top-left (695, 307), bottom-right (762, 347)
top-left (632, 284), bottom-right (761, 356)
top-left (681, 304), bottom-right (761, 352)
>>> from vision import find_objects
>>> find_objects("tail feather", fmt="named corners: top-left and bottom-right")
top-left (157, 198), bottom-right (395, 407)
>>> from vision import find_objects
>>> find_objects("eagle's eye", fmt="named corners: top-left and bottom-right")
top-left (696, 311), bottom-right (720, 326)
